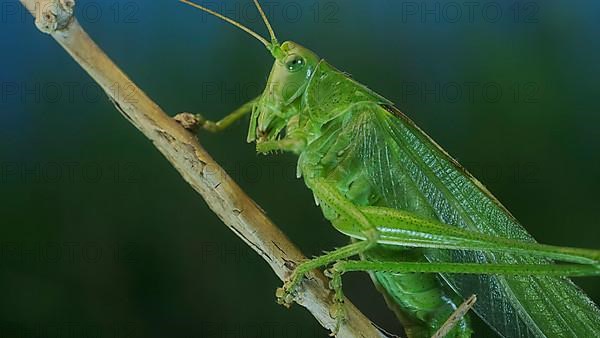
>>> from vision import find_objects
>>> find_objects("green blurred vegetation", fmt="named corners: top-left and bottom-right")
top-left (1, 0), bottom-right (599, 337)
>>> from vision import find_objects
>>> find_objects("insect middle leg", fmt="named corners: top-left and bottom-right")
top-left (175, 96), bottom-right (258, 132)
top-left (276, 178), bottom-right (382, 305)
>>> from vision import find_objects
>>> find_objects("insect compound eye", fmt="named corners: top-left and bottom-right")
top-left (284, 54), bottom-right (306, 73)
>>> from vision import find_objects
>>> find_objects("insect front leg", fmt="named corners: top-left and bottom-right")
top-left (174, 96), bottom-right (258, 132)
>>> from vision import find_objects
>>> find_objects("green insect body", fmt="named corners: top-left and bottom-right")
top-left (249, 43), bottom-right (600, 337)
top-left (181, 1), bottom-right (600, 337)
top-left (247, 47), bottom-right (473, 336)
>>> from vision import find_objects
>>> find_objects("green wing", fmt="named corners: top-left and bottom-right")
top-left (305, 61), bottom-right (600, 337)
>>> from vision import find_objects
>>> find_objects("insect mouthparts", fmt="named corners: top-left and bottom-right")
top-left (257, 128), bottom-right (269, 141)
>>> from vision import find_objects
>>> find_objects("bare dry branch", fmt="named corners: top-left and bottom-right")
top-left (17, 1), bottom-right (386, 337)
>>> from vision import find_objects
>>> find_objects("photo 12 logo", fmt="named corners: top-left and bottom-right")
top-left (398, 1), bottom-right (540, 24)
top-left (1, 1), bottom-right (140, 25)
top-left (0, 241), bottom-right (137, 264)
top-left (0, 81), bottom-right (138, 105)
top-left (0, 161), bottom-right (140, 184)
top-left (191, 1), bottom-right (340, 24)
top-left (398, 81), bottom-right (543, 104)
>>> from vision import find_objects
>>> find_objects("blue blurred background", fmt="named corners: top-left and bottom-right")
top-left (1, 0), bottom-right (599, 337)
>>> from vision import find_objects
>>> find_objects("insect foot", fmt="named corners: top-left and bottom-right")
top-left (275, 284), bottom-right (296, 308)
top-left (174, 112), bottom-right (203, 132)
top-left (325, 263), bottom-right (347, 336)
top-left (276, 263), bottom-right (312, 308)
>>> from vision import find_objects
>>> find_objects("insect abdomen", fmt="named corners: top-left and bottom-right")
top-left (364, 247), bottom-right (473, 338)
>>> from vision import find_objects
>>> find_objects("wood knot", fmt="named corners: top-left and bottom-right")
top-left (174, 112), bottom-right (202, 132)
top-left (35, 0), bottom-right (75, 33)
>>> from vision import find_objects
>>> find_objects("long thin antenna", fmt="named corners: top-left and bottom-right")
top-left (252, 0), bottom-right (277, 43)
top-left (180, 0), bottom-right (270, 47)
